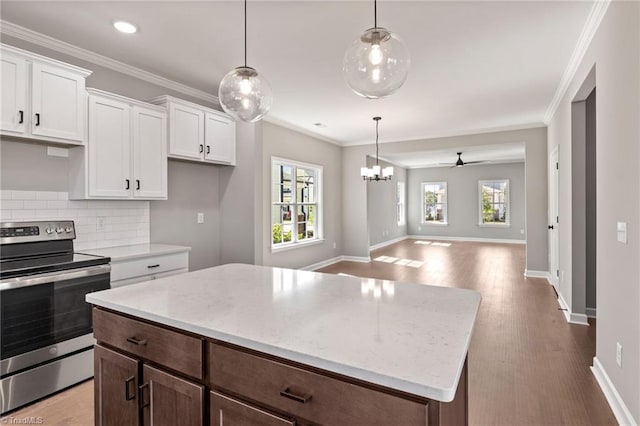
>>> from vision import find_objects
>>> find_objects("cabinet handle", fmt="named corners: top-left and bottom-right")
top-left (199, 144), bottom-right (204, 153)
top-left (548, 225), bottom-right (554, 230)
top-left (18, 110), bottom-right (24, 124)
top-left (280, 387), bottom-right (312, 404)
top-left (206, 145), bottom-right (211, 154)
top-left (136, 179), bottom-right (141, 190)
top-left (124, 376), bottom-right (136, 401)
top-left (125, 179), bottom-right (130, 190)
top-left (147, 264), bottom-right (160, 269)
top-left (139, 383), bottom-right (150, 409)
top-left (126, 336), bottom-right (147, 346)
top-left (35, 113), bottom-right (40, 126)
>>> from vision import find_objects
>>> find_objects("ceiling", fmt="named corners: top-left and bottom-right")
top-left (1, 1), bottom-right (594, 146)
top-left (381, 143), bottom-right (525, 169)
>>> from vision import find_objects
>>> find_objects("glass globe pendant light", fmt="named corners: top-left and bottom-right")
top-left (218, 0), bottom-right (273, 122)
top-left (343, 0), bottom-right (410, 99)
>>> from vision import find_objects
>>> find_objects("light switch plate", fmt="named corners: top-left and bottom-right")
top-left (197, 212), bottom-right (205, 224)
top-left (617, 221), bottom-right (627, 243)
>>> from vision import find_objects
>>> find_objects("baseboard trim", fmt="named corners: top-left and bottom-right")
top-left (556, 292), bottom-right (590, 326)
top-left (586, 307), bottom-right (597, 318)
top-left (302, 255), bottom-right (371, 271)
top-left (408, 235), bottom-right (525, 245)
top-left (524, 270), bottom-right (551, 279)
top-left (369, 236), bottom-right (408, 251)
top-left (591, 357), bottom-right (638, 426)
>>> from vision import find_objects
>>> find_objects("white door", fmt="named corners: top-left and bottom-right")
top-left (31, 62), bottom-right (86, 143)
top-left (1, 52), bottom-right (27, 135)
top-left (88, 95), bottom-right (131, 198)
top-left (169, 102), bottom-right (204, 160)
top-left (204, 111), bottom-right (236, 164)
top-left (132, 106), bottom-right (167, 199)
top-left (549, 146), bottom-right (560, 291)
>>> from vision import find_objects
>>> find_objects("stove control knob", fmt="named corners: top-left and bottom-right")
top-left (65, 226), bottom-right (72, 233)
top-left (45, 228), bottom-right (53, 234)
top-left (56, 227), bottom-right (63, 234)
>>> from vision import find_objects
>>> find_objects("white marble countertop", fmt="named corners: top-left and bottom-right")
top-left (79, 243), bottom-right (190, 262)
top-left (86, 263), bottom-right (481, 402)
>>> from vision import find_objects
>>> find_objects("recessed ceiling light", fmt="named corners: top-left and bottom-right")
top-left (114, 21), bottom-right (137, 34)
top-left (313, 123), bottom-right (327, 128)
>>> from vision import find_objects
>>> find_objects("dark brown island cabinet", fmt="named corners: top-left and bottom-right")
top-left (93, 307), bottom-right (468, 426)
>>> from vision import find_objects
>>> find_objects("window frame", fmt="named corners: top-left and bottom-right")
top-left (397, 181), bottom-right (406, 226)
top-left (478, 179), bottom-right (510, 227)
top-left (421, 181), bottom-right (448, 226)
top-left (271, 156), bottom-right (323, 252)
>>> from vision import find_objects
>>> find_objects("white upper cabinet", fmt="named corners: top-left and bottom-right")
top-left (0, 44), bottom-right (91, 145)
top-left (69, 89), bottom-right (167, 200)
top-left (205, 111), bottom-right (236, 165)
top-left (149, 95), bottom-right (236, 166)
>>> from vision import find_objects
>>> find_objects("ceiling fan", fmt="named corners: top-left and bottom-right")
top-left (446, 152), bottom-right (487, 168)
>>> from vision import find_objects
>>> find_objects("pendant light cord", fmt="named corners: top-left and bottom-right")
top-left (375, 118), bottom-right (380, 166)
top-left (374, 0), bottom-right (377, 28)
top-left (244, 0), bottom-right (247, 67)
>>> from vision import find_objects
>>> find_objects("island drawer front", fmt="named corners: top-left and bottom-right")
top-left (211, 391), bottom-right (296, 426)
top-left (110, 252), bottom-right (188, 282)
top-left (208, 343), bottom-right (429, 426)
top-left (93, 309), bottom-right (203, 380)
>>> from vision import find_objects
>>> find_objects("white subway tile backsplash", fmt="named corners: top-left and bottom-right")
top-left (1, 190), bottom-right (150, 250)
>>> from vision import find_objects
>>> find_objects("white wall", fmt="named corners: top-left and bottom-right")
top-left (342, 127), bottom-right (548, 271)
top-left (407, 162), bottom-right (525, 241)
top-left (260, 122), bottom-right (342, 269)
top-left (547, 2), bottom-right (640, 421)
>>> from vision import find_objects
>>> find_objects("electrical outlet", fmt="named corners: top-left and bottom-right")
top-left (333, 242), bottom-right (337, 249)
top-left (616, 342), bottom-right (622, 368)
top-left (418, 226), bottom-right (422, 231)
top-left (520, 229), bottom-right (525, 235)
top-left (96, 217), bottom-right (106, 231)
top-left (617, 222), bottom-right (628, 244)
top-left (197, 212), bottom-right (205, 224)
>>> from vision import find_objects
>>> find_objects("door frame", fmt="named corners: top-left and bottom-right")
top-left (549, 145), bottom-right (560, 292)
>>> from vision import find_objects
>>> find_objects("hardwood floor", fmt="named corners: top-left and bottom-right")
top-left (3, 239), bottom-right (615, 425)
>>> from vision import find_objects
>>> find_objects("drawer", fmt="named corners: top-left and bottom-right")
top-left (111, 268), bottom-right (189, 288)
top-left (93, 308), bottom-right (203, 380)
top-left (110, 252), bottom-right (188, 282)
top-left (208, 343), bottom-right (428, 426)
top-left (211, 391), bottom-right (295, 426)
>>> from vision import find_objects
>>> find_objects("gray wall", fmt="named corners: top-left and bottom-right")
top-left (1, 36), bottom-right (229, 271)
top-left (407, 162), bottom-right (525, 241)
top-left (585, 90), bottom-right (597, 312)
top-left (261, 122), bottom-right (342, 268)
top-left (571, 100), bottom-right (587, 315)
top-left (547, 2), bottom-right (639, 421)
top-left (150, 161), bottom-right (220, 271)
top-left (367, 157), bottom-right (407, 247)
top-left (342, 127), bottom-right (547, 270)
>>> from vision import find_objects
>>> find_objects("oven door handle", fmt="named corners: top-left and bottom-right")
top-left (0, 264), bottom-right (111, 291)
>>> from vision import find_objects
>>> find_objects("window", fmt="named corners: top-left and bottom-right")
top-left (271, 158), bottom-right (322, 250)
top-left (421, 182), bottom-right (447, 224)
top-left (479, 179), bottom-right (509, 226)
top-left (397, 182), bottom-right (406, 226)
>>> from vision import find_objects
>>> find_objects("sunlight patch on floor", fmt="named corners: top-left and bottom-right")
top-left (374, 256), bottom-right (424, 268)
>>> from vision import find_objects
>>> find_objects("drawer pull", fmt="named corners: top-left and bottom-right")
top-left (124, 376), bottom-right (136, 401)
top-left (126, 336), bottom-right (148, 346)
top-left (139, 383), bottom-right (150, 409)
top-left (147, 264), bottom-right (160, 269)
top-left (280, 387), bottom-right (312, 404)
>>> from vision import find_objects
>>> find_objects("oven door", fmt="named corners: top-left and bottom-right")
top-left (0, 264), bottom-right (110, 376)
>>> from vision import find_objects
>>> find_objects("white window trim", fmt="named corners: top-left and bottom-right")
top-left (271, 156), bottom-right (323, 252)
top-left (397, 181), bottom-right (406, 227)
top-left (421, 181), bottom-right (448, 225)
top-left (478, 179), bottom-right (510, 227)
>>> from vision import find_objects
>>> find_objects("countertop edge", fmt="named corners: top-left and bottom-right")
top-left (86, 295), bottom-right (473, 402)
top-left (80, 244), bottom-right (191, 262)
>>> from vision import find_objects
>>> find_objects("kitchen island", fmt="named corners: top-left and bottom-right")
top-left (87, 263), bottom-right (481, 426)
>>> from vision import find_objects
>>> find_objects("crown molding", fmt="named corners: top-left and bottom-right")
top-left (262, 115), bottom-right (342, 146)
top-left (0, 20), bottom-right (219, 105)
top-left (543, 0), bottom-right (611, 124)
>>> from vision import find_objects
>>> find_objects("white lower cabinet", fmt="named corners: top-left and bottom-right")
top-left (69, 89), bottom-right (167, 200)
top-left (110, 251), bottom-right (189, 288)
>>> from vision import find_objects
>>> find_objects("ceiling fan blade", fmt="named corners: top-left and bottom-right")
top-left (463, 160), bottom-right (488, 165)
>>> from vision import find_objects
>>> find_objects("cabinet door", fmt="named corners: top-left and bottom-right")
top-left (132, 106), bottom-right (167, 199)
top-left (169, 102), bottom-right (204, 160)
top-left (94, 345), bottom-right (139, 426)
top-left (204, 112), bottom-right (235, 164)
top-left (210, 391), bottom-right (295, 426)
top-left (1, 51), bottom-right (27, 135)
top-left (31, 61), bottom-right (86, 143)
top-left (141, 364), bottom-right (204, 426)
top-left (88, 94), bottom-right (132, 198)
